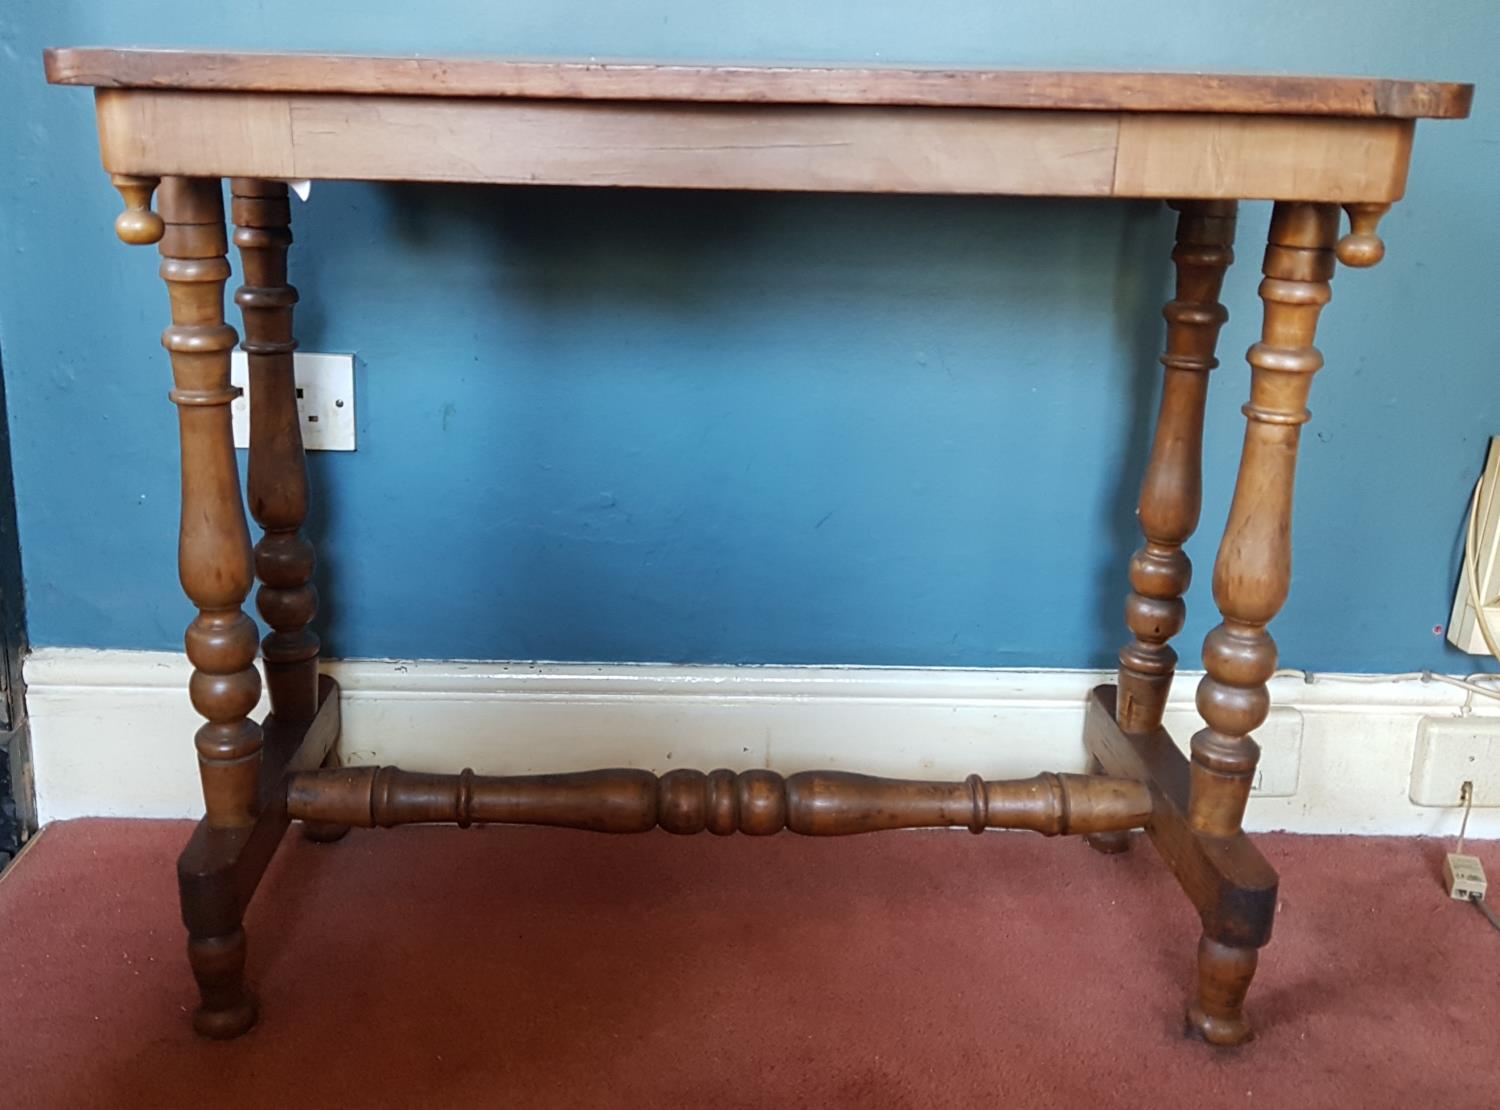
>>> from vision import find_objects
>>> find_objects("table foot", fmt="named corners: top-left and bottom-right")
top-left (188, 928), bottom-right (259, 1039)
top-left (1185, 936), bottom-right (1258, 1046)
top-left (299, 747), bottom-right (349, 842)
top-left (1083, 684), bottom-right (1277, 1047)
top-left (300, 820), bottom-right (350, 843)
top-left (1084, 829), bottom-right (1133, 854)
top-left (1083, 756), bottom-right (1135, 852)
top-left (178, 677), bottom-right (341, 1039)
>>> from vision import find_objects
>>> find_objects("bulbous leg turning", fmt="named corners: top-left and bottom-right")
top-left (1181, 200), bottom-right (1343, 1048)
top-left (1185, 935), bottom-right (1258, 1046)
top-left (188, 928), bottom-right (259, 1039)
top-left (156, 176), bottom-right (265, 1036)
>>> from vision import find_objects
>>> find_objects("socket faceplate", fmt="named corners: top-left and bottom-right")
top-left (1410, 715), bottom-right (1500, 806)
top-left (1164, 706), bottom-right (1303, 798)
top-left (230, 351), bottom-right (355, 452)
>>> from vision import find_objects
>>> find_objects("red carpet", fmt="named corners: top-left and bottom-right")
top-left (1, 820), bottom-right (1496, 1109)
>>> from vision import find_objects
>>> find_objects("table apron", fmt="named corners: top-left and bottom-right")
top-left (93, 89), bottom-right (1414, 202)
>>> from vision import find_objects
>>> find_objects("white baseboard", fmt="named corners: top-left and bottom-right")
top-left (22, 648), bottom-right (1499, 837)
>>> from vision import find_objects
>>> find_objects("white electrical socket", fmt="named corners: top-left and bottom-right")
top-left (230, 351), bottom-right (355, 451)
top-left (1410, 716), bottom-right (1500, 806)
top-left (1163, 706), bottom-right (1303, 797)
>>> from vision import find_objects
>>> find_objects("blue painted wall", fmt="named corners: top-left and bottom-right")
top-left (0, 2), bottom-right (1495, 670)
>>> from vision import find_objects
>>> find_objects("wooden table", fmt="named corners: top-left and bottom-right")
top-left (45, 47), bottom-right (1472, 1047)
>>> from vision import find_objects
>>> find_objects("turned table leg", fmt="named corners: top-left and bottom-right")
top-left (156, 176), bottom-right (263, 1038)
top-left (1184, 200), bottom-right (1342, 1045)
top-left (1088, 200), bottom-right (1237, 855)
top-left (228, 179), bottom-right (347, 845)
top-left (232, 180), bottom-right (318, 720)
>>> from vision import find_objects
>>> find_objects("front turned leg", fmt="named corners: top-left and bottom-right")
top-left (1185, 201), bottom-right (1340, 1045)
top-left (157, 176), bottom-right (263, 1038)
top-left (1089, 200), bottom-right (1238, 855)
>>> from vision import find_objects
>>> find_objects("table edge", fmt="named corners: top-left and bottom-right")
top-left (43, 47), bottom-right (1475, 120)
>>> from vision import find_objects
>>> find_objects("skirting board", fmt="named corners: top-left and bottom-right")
top-left (23, 648), bottom-right (1500, 837)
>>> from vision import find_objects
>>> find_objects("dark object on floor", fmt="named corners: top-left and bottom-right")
top-left (0, 745), bottom-right (19, 870)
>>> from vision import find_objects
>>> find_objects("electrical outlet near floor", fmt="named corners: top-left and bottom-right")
top-left (1163, 706), bottom-right (1303, 797)
top-left (1409, 716), bottom-right (1500, 806)
top-left (230, 351), bottom-right (356, 451)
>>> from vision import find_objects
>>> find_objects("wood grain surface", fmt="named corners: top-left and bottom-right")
top-left (46, 48), bottom-right (1473, 118)
top-left (91, 90), bottom-right (1418, 201)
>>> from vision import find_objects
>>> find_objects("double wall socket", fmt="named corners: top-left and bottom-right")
top-left (1164, 706), bottom-right (1303, 797)
top-left (229, 351), bottom-right (356, 452)
top-left (1410, 715), bottom-right (1500, 806)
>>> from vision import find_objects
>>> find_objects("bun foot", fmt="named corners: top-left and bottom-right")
top-left (301, 820), bottom-right (350, 843)
top-left (1185, 1001), bottom-right (1253, 1047)
top-left (1085, 829), bottom-right (1133, 854)
top-left (193, 992), bottom-right (259, 1040)
top-left (187, 928), bottom-right (258, 1040)
top-left (1185, 935), bottom-right (1258, 1046)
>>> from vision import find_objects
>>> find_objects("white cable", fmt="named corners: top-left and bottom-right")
top-left (1265, 488), bottom-right (1500, 705)
top-left (1457, 478), bottom-right (1497, 930)
top-left (1429, 673), bottom-right (1500, 701)
top-left (1267, 667), bottom-right (1500, 702)
top-left (1458, 781), bottom-right (1473, 856)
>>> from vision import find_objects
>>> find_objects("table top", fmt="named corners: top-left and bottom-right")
top-left (44, 48), bottom-right (1473, 119)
